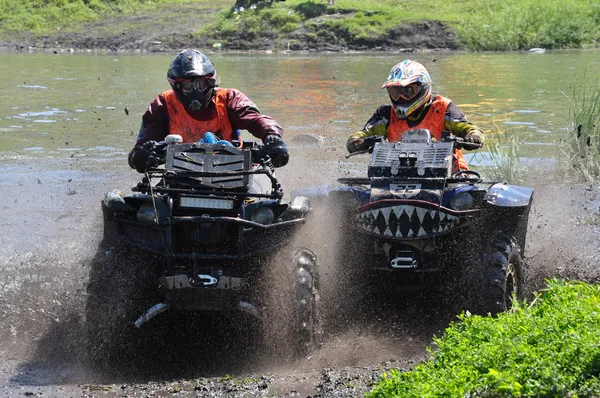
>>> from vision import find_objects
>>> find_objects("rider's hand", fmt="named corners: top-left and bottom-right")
top-left (346, 137), bottom-right (366, 153)
top-left (128, 140), bottom-right (158, 173)
top-left (262, 134), bottom-right (283, 145)
top-left (141, 140), bottom-right (158, 151)
top-left (464, 131), bottom-right (483, 145)
top-left (262, 134), bottom-right (289, 167)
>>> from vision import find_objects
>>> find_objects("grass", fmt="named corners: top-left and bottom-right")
top-left (368, 279), bottom-right (600, 398)
top-left (560, 75), bottom-right (600, 182)
top-left (482, 131), bottom-right (522, 184)
top-left (1, 0), bottom-right (598, 50)
top-left (0, 0), bottom-right (199, 35)
top-left (472, 73), bottom-right (600, 185)
top-left (201, 0), bottom-right (600, 50)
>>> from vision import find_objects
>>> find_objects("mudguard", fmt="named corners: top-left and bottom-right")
top-left (484, 183), bottom-right (534, 207)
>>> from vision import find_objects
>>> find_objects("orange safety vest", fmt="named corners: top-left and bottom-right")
top-left (163, 88), bottom-right (234, 143)
top-left (388, 95), bottom-right (468, 170)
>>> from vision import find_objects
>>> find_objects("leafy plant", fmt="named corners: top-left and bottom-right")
top-left (369, 279), bottom-right (600, 398)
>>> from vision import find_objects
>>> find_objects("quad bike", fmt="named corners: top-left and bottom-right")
top-left (299, 129), bottom-right (533, 315)
top-left (86, 134), bottom-right (320, 366)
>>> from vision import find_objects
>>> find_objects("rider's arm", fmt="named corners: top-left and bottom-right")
top-left (128, 94), bottom-right (171, 172)
top-left (135, 94), bottom-right (171, 145)
top-left (226, 88), bottom-right (283, 141)
top-left (444, 102), bottom-right (484, 142)
top-left (347, 105), bottom-right (390, 152)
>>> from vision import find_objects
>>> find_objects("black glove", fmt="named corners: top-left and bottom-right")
top-left (128, 140), bottom-right (157, 173)
top-left (462, 131), bottom-right (484, 151)
top-left (262, 134), bottom-right (283, 145)
top-left (262, 134), bottom-right (289, 168)
top-left (346, 137), bottom-right (367, 153)
top-left (464, 134), bottom-right (483, 145)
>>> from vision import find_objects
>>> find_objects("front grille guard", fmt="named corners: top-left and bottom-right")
top-left (134, 167), bottom-right (283, 200)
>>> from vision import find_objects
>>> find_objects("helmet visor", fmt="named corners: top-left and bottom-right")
top-left (387, 83), bottom-right (422, 102)
top-left (170, 77), bottom-right (215, 94)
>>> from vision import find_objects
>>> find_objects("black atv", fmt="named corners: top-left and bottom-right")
top-left (300, 129), bottom-right (533, 315)
top-left (86, 135), bottom-right (320, 366)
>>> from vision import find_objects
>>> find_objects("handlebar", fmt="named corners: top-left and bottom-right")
top-left (346, 132), bottom-right (482, 158)
top-left (346, 136), bottom-right (387, 158)
top-left (143, 138), bottom-right (286, 170)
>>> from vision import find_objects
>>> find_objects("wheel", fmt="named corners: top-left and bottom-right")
top-left (289, 248), bottom-right (321, 356)
top-left (476, 233), bottom-right (525, 315)
top-left (261, 247), bottom-right (321, 360)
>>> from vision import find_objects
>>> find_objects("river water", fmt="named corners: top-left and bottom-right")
top-left (1, 50), bottom-right (600, 158)
top-left (1, 49), bottom-right (599, 390)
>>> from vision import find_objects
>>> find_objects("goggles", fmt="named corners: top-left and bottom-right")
top-left (387, 83), bottom-right (422, 102)
top-left (170, 77), bottom-right (214, 94)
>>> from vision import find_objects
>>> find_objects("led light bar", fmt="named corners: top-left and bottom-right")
top-left (180, 196), bottom-right (235, 210)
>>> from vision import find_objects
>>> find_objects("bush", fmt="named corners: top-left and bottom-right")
top-left (293, 1), bottom-right (328, 19)
top-left (369, 280), bottom-right (600, 397)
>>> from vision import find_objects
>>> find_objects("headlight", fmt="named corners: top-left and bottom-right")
top-left (137, 204), bottom-right (158, 223)
top-left (180, 196), bottom-right (234, 210)
top-left (251, 207), bottom-right (275, 225)
top-left (450, 192), bottom-right (474, 210)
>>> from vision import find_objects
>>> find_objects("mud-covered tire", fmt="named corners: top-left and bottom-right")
top-left (476, 233), bottom-right (525, 315)
top-left (85, 241), bottom-right (160, 370)
top-left (262, 246), bottom-right (321, 360)
top-left (289, 248), bottom-right (321, 356)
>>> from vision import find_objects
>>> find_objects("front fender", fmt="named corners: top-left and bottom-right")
top-left (484, 183), bottom-right (534, 208)
top-left (291, 185), bottom-right (370, 205)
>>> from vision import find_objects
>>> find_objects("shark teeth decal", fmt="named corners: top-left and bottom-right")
top-left (355, 205), bottom-right (460, 238)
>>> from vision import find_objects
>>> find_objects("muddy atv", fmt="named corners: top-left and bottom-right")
top-left (299, 129), bottom-right (533, 315)
top-left (86, 135), bottom-right (320, 366)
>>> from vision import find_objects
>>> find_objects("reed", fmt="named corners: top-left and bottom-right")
top-left (560, 77), bottom-right (600, 182)
top-left (483, 132), bottom-right (522, 184)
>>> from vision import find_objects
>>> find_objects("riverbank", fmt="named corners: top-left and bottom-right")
top-left (1, 0), bottom-right (598, 53)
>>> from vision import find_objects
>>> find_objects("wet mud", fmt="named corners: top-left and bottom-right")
top-left (1, 148), bottom-right (599, 396)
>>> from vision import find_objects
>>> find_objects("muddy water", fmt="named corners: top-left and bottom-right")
top-left (1, 50), bottom-right (600, 394)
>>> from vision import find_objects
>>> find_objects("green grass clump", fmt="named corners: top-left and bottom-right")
top-left (476, 129), bottom-right (523, 185)
top-left (369, 279), bottom-right (600, 398)
top-left (211, 5), bottom-right (302, 45)
top-left (561, 76), bottom-right (600, 182)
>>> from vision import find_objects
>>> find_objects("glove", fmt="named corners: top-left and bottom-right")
top-left (464, 131), bottom-right (483, 145)
top-left (263, 134), bottom-right (283, 145)
top-left (262, 134), bottom-right (289, 168)
top-left (128, 140), bottom-right (157, 173)
top-left (346, 137), bottom-right (367, 153)
top-left (141, 140), bottom-right (158, 151)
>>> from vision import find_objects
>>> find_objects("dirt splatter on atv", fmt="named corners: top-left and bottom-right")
top-left (298, 129), bottom-right (534, 317)
top-left (85, 136), bottom-right (321, 371)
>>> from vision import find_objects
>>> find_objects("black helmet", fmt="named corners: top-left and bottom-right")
top-left (167, 49), bottom-right (218, 112)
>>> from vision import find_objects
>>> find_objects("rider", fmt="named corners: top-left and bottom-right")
top-left (128, 48), bottom-right (288, 173)
top-left (346, 60), bottom-right (484, 170)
